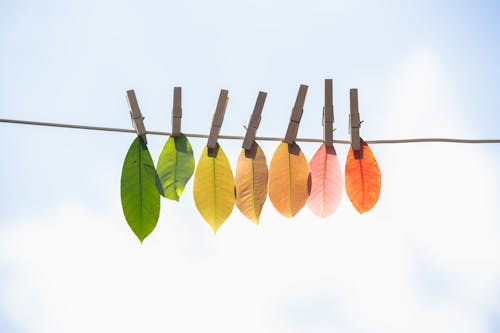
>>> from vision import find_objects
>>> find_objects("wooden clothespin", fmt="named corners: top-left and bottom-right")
top-left (349, 88), bottom-right (361, 151)
top-left (171, 87), bottom-right (182, 137)
top-left (126, 89), bottom-right (147, 144)
top-left (284, 84), bottom-right (308, 144)
top-left (323, 79), bottom-right (334, 146)
top-left (242, 91), bottom-right (267, 151)
top-left (207, 89), bottom-right (229, 149)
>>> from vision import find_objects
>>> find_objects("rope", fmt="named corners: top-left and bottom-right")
top-left (1, 118), bottom-right (500, 144)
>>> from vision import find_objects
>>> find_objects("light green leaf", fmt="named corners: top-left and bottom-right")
top-left (120, 137), bottom-right (161, 243)
top-left (157, 134), bottom-right (195, 201)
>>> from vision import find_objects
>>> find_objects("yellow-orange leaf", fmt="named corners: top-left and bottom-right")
top-left (193, 145), bottom-right (235, 233)
top-left (268, 142), bottom-right (310, 218)
top-left (345, 139), bottom-right (381, 213)
top-left (235, 143), bottom-right (269, 224)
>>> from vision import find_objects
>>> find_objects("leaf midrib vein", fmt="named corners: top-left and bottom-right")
top-left (212, 155), bottom-right (217, 226)
top-left (251, 156), bottom-right (257, 221)
top-left (322, 148), bottom-right (327, 215)
top-left (288, 148), bottom-right (292, 217)
top-left (138, 141), bottom-right (144, 238)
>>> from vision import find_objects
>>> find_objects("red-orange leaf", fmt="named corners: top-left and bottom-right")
top-left (345, 139), bottom-right (381, 213)
top-left (307, 144), bottom-right (343, 218)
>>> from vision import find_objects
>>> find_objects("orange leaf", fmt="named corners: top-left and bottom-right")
top-left (307, 144), bottom-right (343, 218)
top-left (268, 142), bottom-right (310, 218)
top-left (235, 143), bottom-right (269, 224)
top-left (345, 139), bottom-right (381, 213)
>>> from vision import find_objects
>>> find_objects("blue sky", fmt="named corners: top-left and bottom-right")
top-left (1, 1), bottom-right (500, 332)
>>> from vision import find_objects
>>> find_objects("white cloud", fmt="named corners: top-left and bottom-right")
top-left (1, 48), bottom-right (500, 333)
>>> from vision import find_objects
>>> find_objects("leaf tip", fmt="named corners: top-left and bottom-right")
top-left (352, 204), bottom-right (370, 214)
top-left (211, 225), bottom-right (220, 234)
top-left (134, 228), bottom-right (152, 244)
top-left (175, 188), bottom-right (186, 201)
top-left (165, 191), bottom-right (180, 202)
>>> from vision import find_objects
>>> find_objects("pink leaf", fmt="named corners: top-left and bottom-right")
top-left (307, 144), bottom-right (343, 218)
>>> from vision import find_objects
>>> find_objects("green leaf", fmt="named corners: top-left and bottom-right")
top-left (157, 134), bottom-right (195, 201)
top-left (120, 137), bottom-right (161, 243)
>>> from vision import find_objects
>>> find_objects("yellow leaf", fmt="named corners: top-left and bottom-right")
top-left (193, 144), bottom-right (235, 233)
top-left (268, 142), bottom-right (310, 218)
top-left (235, 142), bottom-right (269, 224)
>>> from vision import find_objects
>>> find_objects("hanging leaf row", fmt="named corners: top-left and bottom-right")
top-left (120, 84), bottom-right (382, 242)
top-left (121, 135), bottom-right (381, 241)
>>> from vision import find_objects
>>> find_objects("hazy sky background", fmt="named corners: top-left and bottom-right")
top-left (1, 0), bottom-right (500, 332)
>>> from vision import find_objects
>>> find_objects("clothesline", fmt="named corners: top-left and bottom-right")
top-left (1, 118), bottom-right (500, 144)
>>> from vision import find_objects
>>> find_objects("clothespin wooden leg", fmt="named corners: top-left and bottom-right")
top-left (207, 89), bottom-right (229, 157)
top-left (171, 87), bottom-right (182, 137)
top-left (324, 79), bottom-right (334, 146)
top-left (242, 91), bottom-right (267, 157)
top-left (350, 88), bottom-right (362, 154)
top-left (284, 84), bottom-right (308, 144)
top-left (126, 89), bottom-right (147, 144)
